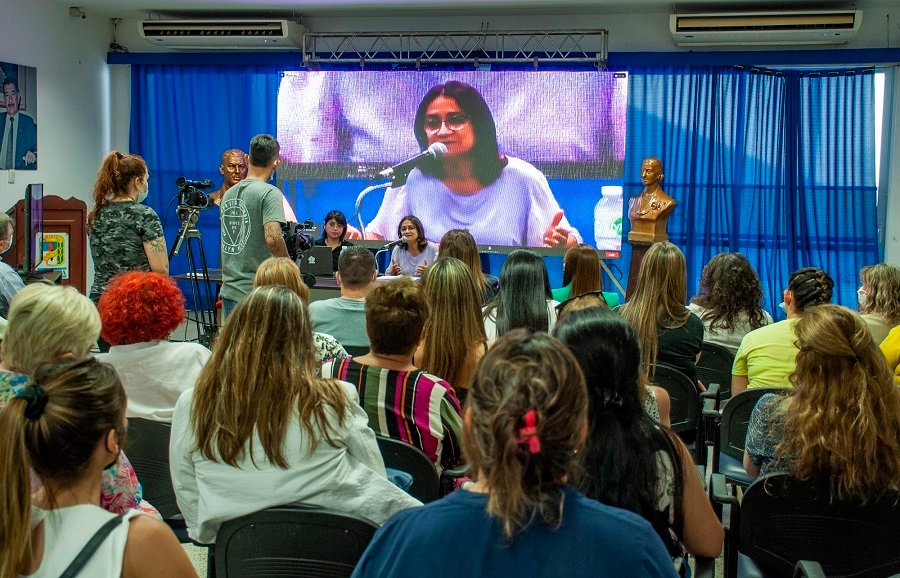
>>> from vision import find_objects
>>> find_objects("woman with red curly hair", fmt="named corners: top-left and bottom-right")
top-left (97, 271), bottom-right (210, 422)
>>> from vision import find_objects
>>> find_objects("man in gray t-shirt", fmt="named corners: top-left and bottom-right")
top-left (220, 134), bottom-right (289, 319)
top-left (309, 246), bottom-right (377, 349)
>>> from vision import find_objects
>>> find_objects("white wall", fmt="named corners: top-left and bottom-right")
top-left (0, 0), bottom-right (113, 286)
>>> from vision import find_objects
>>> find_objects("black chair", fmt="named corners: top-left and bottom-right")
top-left (697, 342), bottom-right (735, 399)
top-left (704, 388), bottom-right (786, 487)
top-left (712, 472), bottom-right (900, 578)
top-left (214, 504), bottom-right (378, 578)
top-left (652, 363), bottom-right (701, 458)
top-left (793, 561), bottom-right (826, 578)
top-left (126, 418), bottom-right (180, 519)
top-left (375, 435), bottom-right (440, 503)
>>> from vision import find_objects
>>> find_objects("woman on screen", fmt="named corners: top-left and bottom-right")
top-left (366, 81), bottom-right (581, 248)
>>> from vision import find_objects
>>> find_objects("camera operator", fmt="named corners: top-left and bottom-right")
top-left (219, 135), bottom-right (289, 320)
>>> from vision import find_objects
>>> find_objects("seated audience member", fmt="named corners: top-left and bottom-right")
top-left (438, 228), bottom-right (499, 305)
top-left (415, 257), bottom-right (488, 398)
top-left (483, 249), bottom-right (559, 341)
top-left (688, 252), bottom-right (772, 354)
top-left (744, 305), bottom-right (900, 498)
top-left (385, 215), bottom-right (439, 277)
top-left (731, 266), bottom-right (833, 396)
top-left (96, 271), bottom-right (210, 422)
top-left (856, 262), bottom-right (900, 344)
top-left (554, 309), bottom-right (722, 567)
top-left (323, 278), bottom-right (463, 471)
top-left (308, 246), bottom-right (376, 350)
top-left (551, 243), bottom-right (619, 308)
top-left (171, 286), bottom-right (420, 543)
top-left (555, 292), bottom-right (609, 319)
top-left (882, 325), bottom-right (900, 385)
top-left (0, 283), bottom-right (158, 517)
top-left (0, 213), bottom-right (25, 318)
top-left (254, 257), bottom-right (348, 364)
top-left (621, 241), bottom-right (703, 386)
top-left (0, 358), bottom-right (197, 578)
top-left (314, 209), bottom-right (355, 272)
top-left (352, 330), bottom-right (678, 578)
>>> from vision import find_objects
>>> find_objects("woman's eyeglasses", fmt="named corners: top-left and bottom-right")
top-left (423, 113), bottom-right (470, 134)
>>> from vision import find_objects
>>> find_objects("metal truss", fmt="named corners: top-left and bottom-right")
top-left (302, 30), bottom-right (608, 68)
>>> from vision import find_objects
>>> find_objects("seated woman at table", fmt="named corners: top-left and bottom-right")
top-left (385, 215), bottom-right (438, 277)
top-left (314, 209), bottom-right (355, 272)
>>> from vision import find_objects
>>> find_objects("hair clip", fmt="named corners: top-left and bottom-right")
top-left (517, 408), bottom-right (541, 455)
top-left (17, 383), bottom-right (49, 420)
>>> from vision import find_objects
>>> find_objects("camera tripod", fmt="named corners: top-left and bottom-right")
top-left (170, 206), bottom-right (217, 347)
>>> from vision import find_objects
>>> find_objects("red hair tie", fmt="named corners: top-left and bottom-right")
top-left (518, 409), bottom-right (541, 455)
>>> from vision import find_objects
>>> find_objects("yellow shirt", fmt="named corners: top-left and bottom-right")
top-left (733, 318), bottom-right (799, 389)
top-left (880, 325), bottom-right (900, 385)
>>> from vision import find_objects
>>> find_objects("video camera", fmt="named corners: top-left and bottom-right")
top-left (282, 220), bottom-right (320, 261)
top-left (176, 176), bottom-right (213, 210)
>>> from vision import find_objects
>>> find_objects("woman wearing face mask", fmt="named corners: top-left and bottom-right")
top-left (856, 263), bottom-right (900, 344)
top-left (87, 151), bottom-right (168, 304)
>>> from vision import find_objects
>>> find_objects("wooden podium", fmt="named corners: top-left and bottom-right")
top-left (2, 195), bottom-right (87, 294)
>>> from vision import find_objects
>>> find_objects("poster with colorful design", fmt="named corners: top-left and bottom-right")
top-left (36, 232), bottom-right (68, 279)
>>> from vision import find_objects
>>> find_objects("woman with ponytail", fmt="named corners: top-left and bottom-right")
top-left (744, 305), bottom-right (900, 502)
top-left (87, 151), bottom-right (168, 303)
top-left (352, 330), bottom-right (678, 578)
top-left (0, 357), bottom-right (196, 578)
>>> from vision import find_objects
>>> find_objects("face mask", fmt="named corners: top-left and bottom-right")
top-left (857, 287), bottom-right (869, 308)
top-left (137, 185), bottom-right (149, 203)
top-left (1, 235), bottom-right (12, 254)
top-left (778, 301), bottom-right (787, 314)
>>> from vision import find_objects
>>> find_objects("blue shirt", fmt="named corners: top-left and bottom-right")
top-left (352, 485), bottom-right (678, 578)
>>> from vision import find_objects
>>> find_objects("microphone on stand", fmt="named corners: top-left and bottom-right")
top-left (378, 143), bottom-right (448, 182)
top-left (382, 237), bottom-right (408, 250)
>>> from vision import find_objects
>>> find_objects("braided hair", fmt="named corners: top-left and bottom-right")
top-left (787, 267), bottom-right (834, 312)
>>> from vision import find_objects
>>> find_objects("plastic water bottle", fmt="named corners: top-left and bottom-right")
top-left (594, 186), bottom-right (623, 251)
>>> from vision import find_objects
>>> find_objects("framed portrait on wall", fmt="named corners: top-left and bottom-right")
top-left (0, 62), bottom-right (37, 170)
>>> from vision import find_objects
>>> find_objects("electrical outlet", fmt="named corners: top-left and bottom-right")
top-left (7, 169), bottom-right (14, 184)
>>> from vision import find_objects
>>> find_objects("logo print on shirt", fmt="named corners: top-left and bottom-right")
top-left (221, 198), bottom-right (251, 254)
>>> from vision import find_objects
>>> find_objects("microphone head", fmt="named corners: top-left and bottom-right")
top-left (399, 237), bottom-right (408, 245)
top-left (427, 142), bottom-right (448, 158)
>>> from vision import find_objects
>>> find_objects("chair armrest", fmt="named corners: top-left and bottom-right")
top-left (710, 473), bottom-right (739, 507)
top-left (701, 397), bottom-right (721, 420)
top-left (794, 560), bottom-right (826, 578)
top-left (699, 381), bottom-right (721, 403)
top-left (439, 463), bottom-right (471, 496)
top-left (694, 556), bottom-right (716, 578)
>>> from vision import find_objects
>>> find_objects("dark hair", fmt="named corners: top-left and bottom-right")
top-left (397, 215), bottom-right (429, 251)
top-left (87, 151), bottom-right (148, 232)
top-left (552, 308), bottom-right (685, 549)
top-left (463, 329), bottom-right (587, 541)
top-left (320, 209), bottom-right (348, 243)
top-left (485, 250), bottom-right (552, 337)
top-left (366, 278), bottom-right (429, 356)
top-left (2, 77), bottom-right (19, 94)
top-left (413, 81), bottom-right (507, 186)
top-left (690, 252), bottom-right (767, 332)
top-left (337, 246), bottom-right (376, 288)
top-left (0, 357), bottom-right (125, 575)
top-left (561, 244), bottom-right (601, 298)
top-left (248, 134), bottom-right (280, 167)
top-left (788, 267), bottom-right (834, 312)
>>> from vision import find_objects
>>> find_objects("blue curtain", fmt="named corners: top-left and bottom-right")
top-left (623, 65), bottom-right (877, 317)
top-left (130, 65), bottom-right (280, 276)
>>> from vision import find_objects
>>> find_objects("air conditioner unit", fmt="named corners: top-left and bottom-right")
top-left (670, 10), bottom-right (862, 46)
top-left (139, 19), bottom-right (303, 49)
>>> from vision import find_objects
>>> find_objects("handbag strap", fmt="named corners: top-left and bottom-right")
top-left (58, 514), bottom-right (125, 578)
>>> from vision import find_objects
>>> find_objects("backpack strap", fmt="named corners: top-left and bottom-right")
top-left (58, 514), bottom-right (125, 578)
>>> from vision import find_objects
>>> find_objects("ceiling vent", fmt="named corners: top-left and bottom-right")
top-left (670, 10), bottom-right (862, 46)
top-left (139, 19), bottom-right (303, 49)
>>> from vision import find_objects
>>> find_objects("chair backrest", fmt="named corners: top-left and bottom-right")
top-left (697, 342), bottom-right (735, 399)
top-left (652, 363), bottom-right (700, 434)
top-left (126, 417), bottom-right (179, 519)
top-left (740, 473), bottom-right (900, 577)
top-left (719, 387), bottom-right (786, 461)
top-left (375, 435), bottom-right (440, 503)
top-left (215, 504), bottom-right (378, 578)
top-left (343, 345), bottom-right (370, 357)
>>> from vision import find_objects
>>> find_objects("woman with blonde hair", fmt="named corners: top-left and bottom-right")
top-left (438, 228), bottom-right (498, 304)
top-left (551, 244), bottom-right (619, 308)
top-left (857, 262), bottom-right (900, 343)
top-left (253, 257), bottom-right (348, 364)
top-left (415, 257), bottom-right (488, 397)
top-left (171, 285), bottom-right (418, 543)
top-left (620, 241), bottom-right (703, 385)
top-left (353, 330), bottom-right (676, 577)
top-left (745, 305), bottom-right (900, 502)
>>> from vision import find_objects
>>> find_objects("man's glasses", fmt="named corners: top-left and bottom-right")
top-left (423, 113), bottom-right (470, 134)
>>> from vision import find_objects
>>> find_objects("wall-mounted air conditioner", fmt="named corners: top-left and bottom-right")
top-left (139, 19), bottom-right (303, 49)
top-left (670, 10), bottom-right (862, 46)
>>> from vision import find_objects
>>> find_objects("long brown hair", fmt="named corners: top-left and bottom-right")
top-left (859, 263), bottom-right (900, 326)
top-left (463, 329), bottom-right (587, 541)
top-left (421, 257), bottom-right (487, 390)
top-left (776, 305), bottom-right (900, 502)
top-left (620, 241), bottom-right (690, 378)
top-left (190, 286), bottom-right (348, 468)
top-left (561, 244), bottom-right (601, 298)
top-left (690, 252), bottom-right (767, 331)
top-left (439, 229), bottom-right (491, 295)
top-left (87, 151), bottom-right (147, 233)
top-left (0, 358), bottom-right (125, 578)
